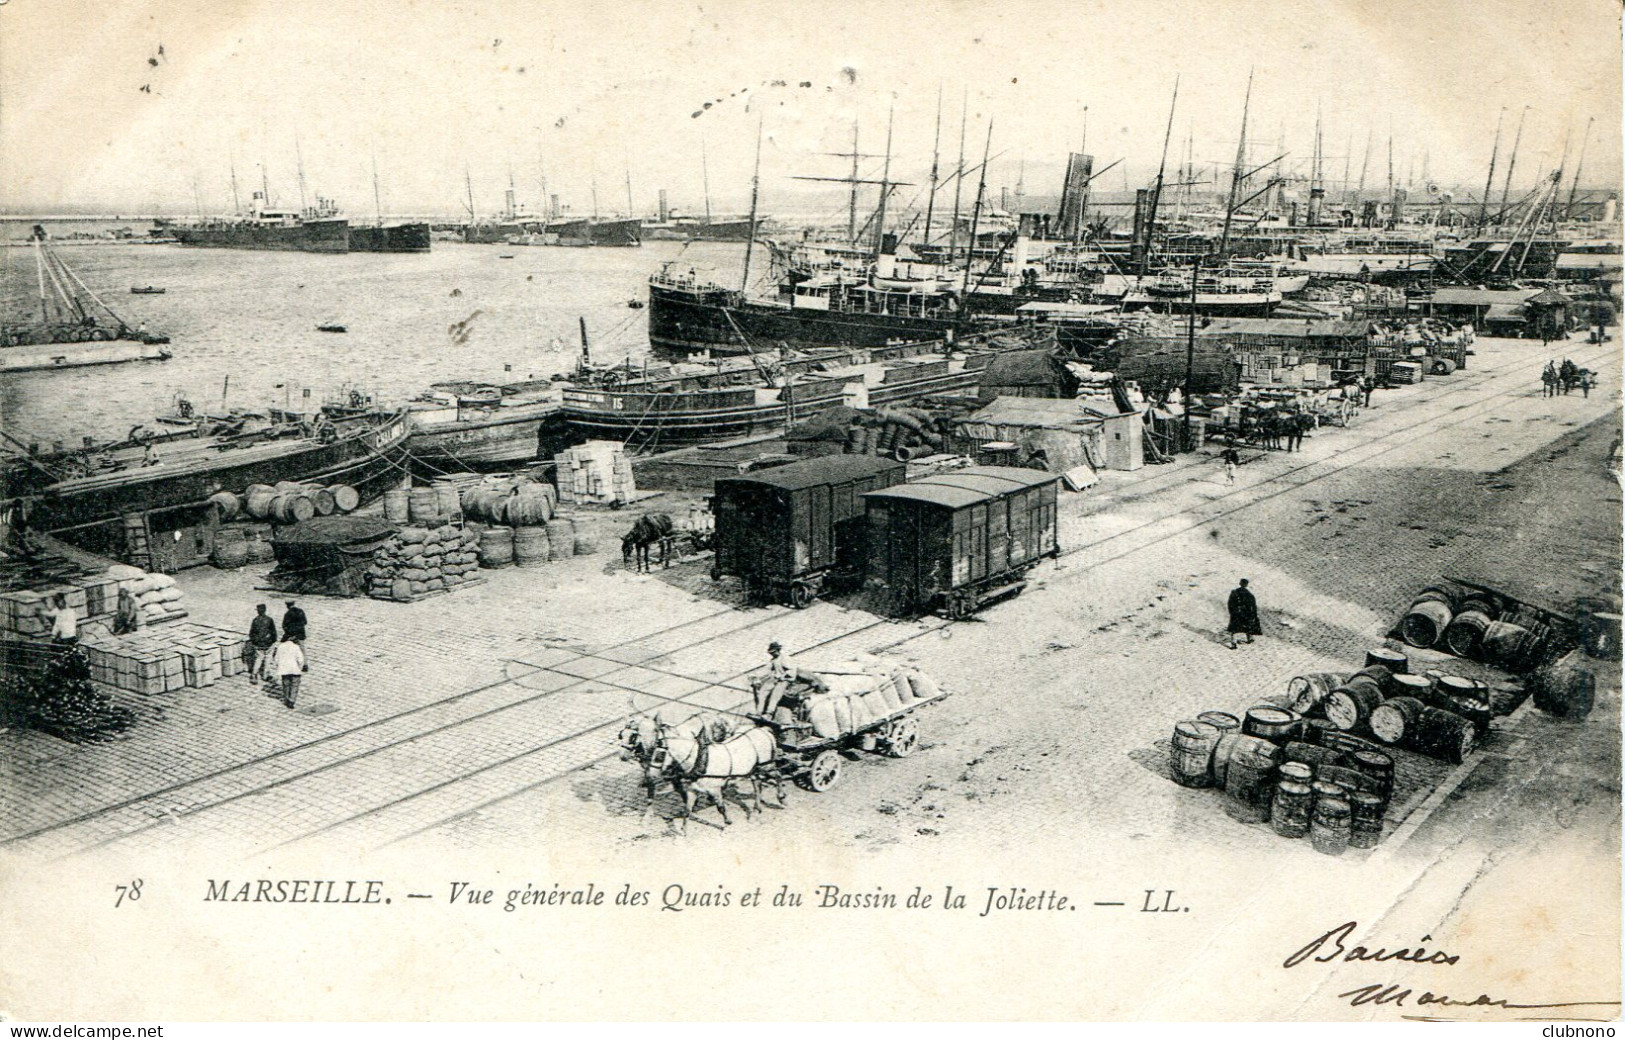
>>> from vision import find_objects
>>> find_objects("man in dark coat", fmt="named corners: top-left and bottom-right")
top-left (248, 603), bottom-right (278, 681)
top-left (282, 599), bottom-right (307, 644)
top-left (1227, 578), bottom-right (1262, 649)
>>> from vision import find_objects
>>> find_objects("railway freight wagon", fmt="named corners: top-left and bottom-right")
top-left (861, 466), bottom-right (1060, 619)
top-left (712, 455), bottom-right (906, 607)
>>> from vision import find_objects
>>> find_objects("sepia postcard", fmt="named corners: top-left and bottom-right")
top-left (0, 0), bottom-right (1620, 1023)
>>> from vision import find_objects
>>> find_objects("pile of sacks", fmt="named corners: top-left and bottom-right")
top-left (365, 524), bottom-right (482, 602)
top-left (797, 658), bottom-right (942, 739)
top-left (112, 566), bottom-right (187, 626)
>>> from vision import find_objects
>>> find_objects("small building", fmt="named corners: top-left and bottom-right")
top-left (954, 395), bottom-right (1142, 476)
top-left (1425, 287), bottom-right (1571, 338)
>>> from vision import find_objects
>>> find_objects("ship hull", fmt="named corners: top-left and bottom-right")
top-left (11, 415), bottom-right (411, 535)
top-left (547, 217), bottom-right (643, 247)
top-left (170, 218), bottom-right (349, 253)
top-left (349, 223), bottom-right (432, 253)
top-left (562, 368), bottom-right (978, 449)
top-left (406, 405), bottom-right (560, 469)
top-left (648, 282), bottom-right (975, 356)
top-left (0, 338), bottom-right (171, 373)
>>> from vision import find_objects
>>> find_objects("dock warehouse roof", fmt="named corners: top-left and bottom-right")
top-left (1427, 287), bottom-right (1544, 307)
top-left (958, 397), bottom-right (1101, 433)
top-left (1194, 317), bottom-right (1369, 340)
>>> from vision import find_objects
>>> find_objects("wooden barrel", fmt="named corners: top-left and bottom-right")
top-left (1412, 581), bottom-right (1469, 611)
top-left (1365, 647), bottom-right (1408, 674)
top-left (1583, 612), bottom-right (1621, 660)
top-left (1369, 695), bottom-right (1424, 745)
top-left (274, 480), bottom-right (305, 493)
top-left (270, 492), bottom-right (315, 524)
top-left (1530, 651), bottom-right (1597, 720)
top-left (1270, 780), bottom-right (1313, 838)
top-left (434, 484), bottom-right (461, 519)
top-left (1458, 591), bottom-right (1503, 620)
top-left (408, 488), bottom-right (441, 525)
top-left (1196, 710), bottom-right (1241, 734)
top-left (245, 485), bottom-right (279, 519)
top-left (211, 527), bottom-right (249, 569)
top-left (1319, 764), bottom-right (1378, 796)
top-left (207, 491), bottom-right (241, 520)
top-left (1286, 673), bottom-right (1343, 715)
top-left (1348, 790), bottom-right (1386, 849)
top-left (1409, 704), bottom-right (1478, 763)
top-left (1400, 599), bottom-right (1453, 648)
top-left (1350, 666), bottom-right (1394, 697)
top-left (1242, 706), bottom-right (1301, 742)
top-left (383, 488), bottom-right (410, 523)
top-left (1282, 741), bottom-right (1342, 771)
top-left (1442, 610), bottom-right (1494, 657)
top-left (505, 486), bottom-right (555, 526)
top-left (1389, 673), bottom-right (1432, 700)
top-left (1320, 730), bottom-right (1383, 757)
top-left (1481, 620), bottom-right (1546, 672)
top-left (1348, 748), bottom-right (1395, 799)
top-left (1209, 732), bottom-right (1240, 787)
top-left (1170, 720), bottom-right (1221, 788)
top-left (1325, 681), bottom-right (1384, 732)
top-left (478, 526), bottom-right (515, 568)
top-left (310, 487), bottom-right (337, 516)
top-left (512, 525), bottom-right (552, 567)
top-left (329, 485), bottom-right (360, 512)
top-left (1302, 717), bottom-right (1339, 745)
top-left (1312, 778), bottom-right (1348, 801)
top-left (1421, 676), bottom-right (1493, 733)
top-left (1223, 736), bottom-right (1280, 824)
top-left (1310, 796), bottom-right (1352, 855)
top-left (547, 516), bottom-right (575, 561)
top-left (1278, 760), bottom-right (1314, 784)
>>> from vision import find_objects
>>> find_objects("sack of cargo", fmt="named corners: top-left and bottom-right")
top-left (422, 542), bottom-right (445, 557)
top-left (890, 669), bottom-right (916, 702)
top-left (424, 577), bottom-right (444, 591)
top-left (399, 527), bottom-right (428, 545)
top-left (107, 564), bottom-right (145, 580)
top-left (400, 568), bottom-right (428, 582)
top-left (906, 668), bottom-right (940, 700)
top-left (847, 693), bottom-right (874, 730)
top-left (832, 695), bottom-right (854, 734)
top-left (872, 679), bottom-right (902, 713)
top-left (819, 673), bottom-right (877, 697)
top-left (391, 579), bottom-right (412, 601)
top-left (808, 698), bottom-right (841, 739)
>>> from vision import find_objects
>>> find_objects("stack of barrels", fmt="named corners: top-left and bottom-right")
top-left (1290, 649), bottom-right (1488, 765)
top-left (460, 478), bottom-right (557, 526)
top-left (1399, 581), bottom-right (1556, 674)
top-left (235, 482), bottom-right (361, 525)
top-left (842, 407), bottom-right (947, 463)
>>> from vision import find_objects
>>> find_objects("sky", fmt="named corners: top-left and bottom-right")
top-left (1, 0), bottom-right (1620, 218)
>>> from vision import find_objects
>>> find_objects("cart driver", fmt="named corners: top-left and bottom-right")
top-left (756, 641), bottom-right (799, 717)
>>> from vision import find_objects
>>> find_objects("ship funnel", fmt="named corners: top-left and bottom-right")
top-left (880, 232), bottom-right (899, 256)
top-left (658, 189), bottom-right (669, 223)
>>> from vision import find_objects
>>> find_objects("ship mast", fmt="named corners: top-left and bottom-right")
top-left (960, 117), bottom-right (994, 298)
top-left (1073, 106), bottom-right (1090, 247)
top-left (625, 167), bottom-right (635, 218)
top-left (1218, 68), bottom-right (1253, 257)
top-left (1140, 76), bottom-right (1179, 275)
top-left (873, 105), bottom-right (895, 258)
top-left (1498, 106), bottom-right (1527, 222)
top-left (1565, 116), bottom-right (1593, 220)
top-left (464, 166), bottom-right (476, 222)
top-left (229, 151), bottom-right (242, 215)
top-left (701, 137), bottom-right (713, 224)
top-left (951, 90), bottom-right (968, 261)
top-left (922, 85), bottom-right (943, 248)
top-left (372, 154), bottom-right (383, 224)
top-left (1478, 108), bottom-right (1504, 228)
top-left (740, 114), bottom-right (764, 294)
top-left (295, 134), bottom-right (309, 215)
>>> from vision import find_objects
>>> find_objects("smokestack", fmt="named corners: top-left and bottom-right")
top-left (658, 189), bottom-right (668, 223)
top-left (1308, 188), bottom-right (1325, 226)
top-left (550, 194), bottom-right (561, 220)
top-left (1131, 188), bottom-right (1150, 264)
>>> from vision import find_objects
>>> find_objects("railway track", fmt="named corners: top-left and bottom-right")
top-left (13, 338), bottom-right (1614, 856)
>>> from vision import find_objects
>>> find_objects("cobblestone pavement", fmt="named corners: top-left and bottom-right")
top-left (0, 332), bottom-right (1618, 1019)
top-left (2, 333), bottom-right (1617, 868)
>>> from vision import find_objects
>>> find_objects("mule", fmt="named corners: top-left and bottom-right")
top-left (621, 512), bottom-right (675, 572)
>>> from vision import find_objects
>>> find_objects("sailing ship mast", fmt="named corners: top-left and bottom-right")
top-left (1218, 69), bottom-right (1254, 257)
top-left (740, 115), bottom-right (764, 294)
top-left (372, 155), bottom-right (384, 224)
top-left (1478, 109), bottom-right (1504, 228)
top-left (951, 91), bottom-right (968, 261)
top-left (295, 134), bottom-right (309, 215)
top-left (960, 118), bottom-right (994, 298)
top-left (1498, 106), bottom-right (1528, 222)
top-left (1564, 116), bottom-right (1593, 220)
top-left (873, 105), bottom-right (895, 258)
top-left (1140, 76), bottom-right (1179, 275)
top-left (922, 85), bottom-right (943, 248)
top-left (701, 137), bottom-right (713, 225)
top-left (229, 151), bottom-right (242, 215)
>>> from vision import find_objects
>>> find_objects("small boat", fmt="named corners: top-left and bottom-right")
top-left (316, 324), bottom-right (347, 333)
top-left (498, 254), bottom-right (516, 259)
top-left (626, 299), bottom-right (645, 309)
top-left (130, 286), bottom-right (167, 295)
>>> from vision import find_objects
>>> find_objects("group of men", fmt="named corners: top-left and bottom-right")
top-left (248, 601), bottom-right (309, 708)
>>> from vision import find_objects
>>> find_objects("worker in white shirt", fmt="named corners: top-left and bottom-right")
top-left (44, 594), bottom-right (78, 646)
top-left (757, 641), bottom-right (799, 717)
top-left (273, 632), bottom-right (308, 709)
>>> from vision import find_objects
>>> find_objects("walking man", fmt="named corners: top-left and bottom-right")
top-left (273, 631), bottom-right (307, 709)
top-left (1362, 377), bottom-right (1374, 408)
top-left (1221, 446), bottom-right (1240, 485)
top-left (248, 603), bottom-right (278, 682)
top-left (282, 599), bottom-right (307, 644)
top-left (1226, 578), bottom-right (1262, 650)
top-left (112, 587), bottom-right (142, 635)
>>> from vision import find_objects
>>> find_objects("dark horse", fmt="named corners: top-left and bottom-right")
top-left (622, 512), bottom-right (675, 572)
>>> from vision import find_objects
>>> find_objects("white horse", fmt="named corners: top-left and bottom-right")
top-left (617, 714), bottom-right (786, 831)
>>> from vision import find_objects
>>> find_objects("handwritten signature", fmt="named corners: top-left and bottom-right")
top-left (1283, 920), bottom-right (1460, 969)
top-left (1338, 983), bottom-right (1620, 1013)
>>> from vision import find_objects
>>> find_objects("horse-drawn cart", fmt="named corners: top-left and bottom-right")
top-left (768, 665), bottom-right (950, 791)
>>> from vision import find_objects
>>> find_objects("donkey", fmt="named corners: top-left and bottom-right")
top-left (621, 512), bottom-right (675, 572)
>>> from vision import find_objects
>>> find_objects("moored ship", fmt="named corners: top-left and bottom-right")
top-left (349, 222), bottom-right (432, 253)
top-left (404, 380), bottom-right (565, 470)
top-left (164, 193), bottom-right (349, 253)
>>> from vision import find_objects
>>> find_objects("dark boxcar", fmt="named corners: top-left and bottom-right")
top-left (862, 466), bottom-right (1059, 619)
top-left (713, 455), bottom-right (906, 606)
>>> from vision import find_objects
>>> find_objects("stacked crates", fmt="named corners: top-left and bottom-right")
top-left (553, 440), bottom-right (636, 506)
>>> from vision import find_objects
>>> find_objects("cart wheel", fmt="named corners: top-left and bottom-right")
top-left (883, 717), bottom-right (919, 758)
top-left (945, 594), bottom-right (970, 621)
top-left (789, 582), bottom-right (815, 610)
top-left (803, 749), bottom-right (843, 791)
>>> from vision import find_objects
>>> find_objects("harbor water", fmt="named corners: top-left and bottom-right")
top-left (0, 227), bottom-right (747, 447)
